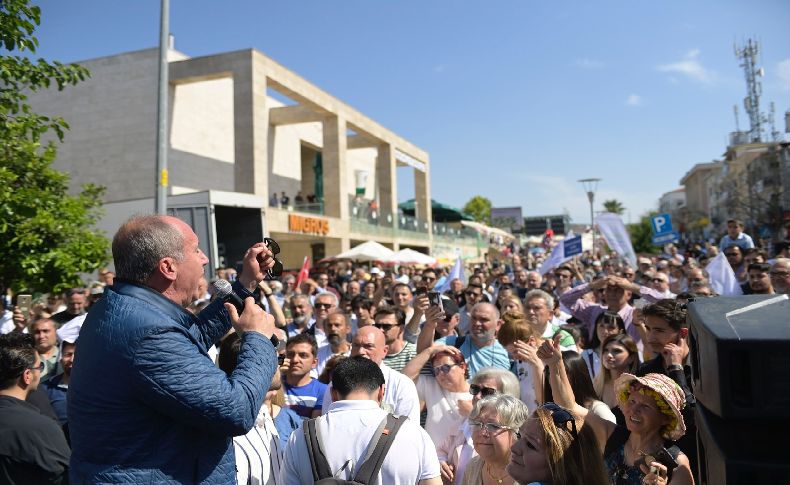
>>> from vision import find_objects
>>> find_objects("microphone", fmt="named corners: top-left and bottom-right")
top-left (213, 279), bottom-right (245, 314)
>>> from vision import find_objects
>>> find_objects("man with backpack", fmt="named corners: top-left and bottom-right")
top-left (282, 356), bottom-right (440, 484)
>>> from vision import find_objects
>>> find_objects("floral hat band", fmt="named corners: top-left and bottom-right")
top-left (614, 373), bottom-right (686, 441)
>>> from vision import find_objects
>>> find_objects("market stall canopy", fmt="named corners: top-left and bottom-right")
top-left (332, 240), bottom-right (395, 262)
top-left (460, 220), bottom-right (516, 241)
top-left (398, 199), bottom-right (474, 222)
top-left (388, 248), bottom-right (437, 266)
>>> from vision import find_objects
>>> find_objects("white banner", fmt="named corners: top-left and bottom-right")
top-left (594, 213), bottom-right (637, 268)
top-left (706, 251), bottom-right (743, 296)
top-left (539, 243), bottom-right (571, 275)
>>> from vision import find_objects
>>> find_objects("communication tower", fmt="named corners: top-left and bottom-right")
top-left (734, 39), bottom-right (768, 142)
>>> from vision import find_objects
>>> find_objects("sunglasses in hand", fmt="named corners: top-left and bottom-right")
top-left (263, 238), bottom-right (283, 279)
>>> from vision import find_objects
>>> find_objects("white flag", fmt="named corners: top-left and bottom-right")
top-left (706, 251), bottom-right (744, 296)
top-left (595, 213), bottom-right (637, 268)
top-left (436, 257), bottom-right (464, 293)
top-left (540, 243), bottom-right (571, 275)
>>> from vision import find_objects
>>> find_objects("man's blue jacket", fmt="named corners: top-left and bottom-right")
top-left (68, 281), bottom-right (276, 484)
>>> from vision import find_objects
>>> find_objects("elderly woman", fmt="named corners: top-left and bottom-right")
top-left (402, 345), bottom-right (473, 448)
top-left (539, 340), bottom-right (694, 485)
top-left (508, 402), bottom-right (609, 485)
top-left (462, 394), bottom-right (530, 485)
top-left (436, 368), bottom-right (520, 485)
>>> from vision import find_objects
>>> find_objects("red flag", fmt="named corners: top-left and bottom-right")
top-left (295, 256), bottom-right (310, 288)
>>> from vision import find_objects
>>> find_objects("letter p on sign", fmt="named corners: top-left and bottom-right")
top-left (651, 213), bottom-right (672, 236)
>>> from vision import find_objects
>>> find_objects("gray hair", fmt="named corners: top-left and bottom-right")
top-left (524, 288), bottom-right (555, 310)
top-left (469, 394), bottom-right (530, 431)
top-left (472, 301), bottom-right (500, 320)
top-left (315, 291), bottom-right (339, 307)
top-left (471, 367), bottom-right (520, 399)
top-left (112, 215), bottom-right (184, 284)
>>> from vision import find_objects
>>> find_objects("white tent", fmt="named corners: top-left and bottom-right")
top-left (388, 248), bottom-right (437, 266)
top-left (333, 240), bottom-right (395, 262)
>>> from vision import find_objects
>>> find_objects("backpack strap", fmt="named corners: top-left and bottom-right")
top-left (303, 418), bottom-right (334, 481)
top-left (352, 414), bottom-right (408, 485)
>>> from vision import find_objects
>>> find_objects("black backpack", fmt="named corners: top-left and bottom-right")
top-left (303, 413), bottom-right (407, 484)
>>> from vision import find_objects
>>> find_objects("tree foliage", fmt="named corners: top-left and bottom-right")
top-left (0, 0), bottom-right (108, 294)
top-left (462, 195), bottom-right (492, 223)
top-left (603, 199), bottom-right (625, 215)
top-left (628, 212), bottom-right (659, 255)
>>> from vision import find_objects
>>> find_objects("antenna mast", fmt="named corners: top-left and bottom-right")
top-left (734, 39), bottom-right (767, 142)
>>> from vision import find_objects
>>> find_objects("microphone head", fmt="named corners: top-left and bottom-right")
top-left (212, 279), bottom-right (233, 299)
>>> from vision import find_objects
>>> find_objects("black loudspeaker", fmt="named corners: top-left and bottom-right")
top-left (696, 403), bottom-right (790, 484)
top-left (687, 294), bottom-right (790, 419)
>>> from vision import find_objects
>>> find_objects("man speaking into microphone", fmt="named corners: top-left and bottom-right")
top-left (68, 215), bottom-right (278, 484)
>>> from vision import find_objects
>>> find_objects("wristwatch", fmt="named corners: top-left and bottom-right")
top-left (666, 364), bottom-right (684, 372)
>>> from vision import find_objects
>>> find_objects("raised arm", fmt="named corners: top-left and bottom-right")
top-left (537, 339), bottom-right (614, 453)
top-left (416, 304), bottom-right (443, 353)
top-left (259, 281), bottom-right (286, 328)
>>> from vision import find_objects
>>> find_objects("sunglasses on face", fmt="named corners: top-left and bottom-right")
top-left (540, 402), bottom-right (578, 439)
top-left (433, 363), bottom-right (459, 375)
top-left (465, 291), bottom-right (481, 297)
top-left (314, 302), bottom-right (333, 310)
top-left (469, 384), bottom-right (498, 397)
top-left (373, 323), bottom-right (400, 332)
top-left (263, 238), bottom-right (283, 279)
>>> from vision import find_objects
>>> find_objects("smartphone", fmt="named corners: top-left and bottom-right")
top-left (427, 291), bottom-right (444, 312)
top-left (17, 294), bottom-right (32, 321)
top-left (415, 287), bottom-right (428, 296)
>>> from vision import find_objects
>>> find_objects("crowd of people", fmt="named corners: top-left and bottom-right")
top-left (1, 214), bottom-right (788, 484)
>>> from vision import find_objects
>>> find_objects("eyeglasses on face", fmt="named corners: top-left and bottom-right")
top-left (433, 363), bottom-right (459, 375)
top-left (29, 361), bottom-right (45, 372)
top-left (469, 419), bottom-right (516, 436)
top-left (540, 402), bottom-right (578, 439)
top-left (314, 302), bottom-right (333, 310)
top-left (373, 323), bottom-right (400, 332)
top-left (469, 384), bottom-right (498, 397)
top-left (651, 278), bottom-right (667, 283)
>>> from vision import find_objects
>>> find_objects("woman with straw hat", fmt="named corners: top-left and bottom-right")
top-left (538, 339), bottom-right (694, 485)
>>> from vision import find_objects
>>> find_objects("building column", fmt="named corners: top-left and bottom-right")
top-left (414, 165), bottom-right (432, 233)
top-left (322, 115), bottom-right (349, 220)
top-left (377, 143), bottom-right (397, 227)
top-left (324, 237), bottom-right (349, 256)
top-left (233, 52), bottom-right (269, 198)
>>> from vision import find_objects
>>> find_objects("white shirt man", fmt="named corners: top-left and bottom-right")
top-left (283, 357), bottom-right (440, 485)
top-left (321, 326), bottom-right (420, 423)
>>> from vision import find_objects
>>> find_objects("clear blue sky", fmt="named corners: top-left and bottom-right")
top-left (33, 0), bottom-right (790, 223)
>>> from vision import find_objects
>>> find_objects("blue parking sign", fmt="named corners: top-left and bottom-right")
top-left (651, 213), bottom-right (673, 236)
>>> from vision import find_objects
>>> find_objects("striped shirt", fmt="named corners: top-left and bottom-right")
top-left (233, 406), bottom-right (283, 485)
top-left (383, 341), bottom-right (417, 373)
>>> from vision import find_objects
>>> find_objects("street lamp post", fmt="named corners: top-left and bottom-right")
top-left (578, 178), bottom-right (602, 257)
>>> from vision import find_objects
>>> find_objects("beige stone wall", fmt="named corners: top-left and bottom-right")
top-left (171, 77), bottom-right (234, 164)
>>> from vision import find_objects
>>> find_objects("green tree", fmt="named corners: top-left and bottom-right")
top-left (603, 199), bottom-right (625, 215)
top-left (462, 195), bottom-right (492, 223)
top-left (0, 0), bottom-right (108, 294)
top-left (628, 212), bottom-right (659, 254)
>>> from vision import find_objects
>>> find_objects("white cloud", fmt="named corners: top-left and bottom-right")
top-left (777, 59), bottom-right (790, 90)
top-left (626, 94), bottom-right (642, 107)
top-left (574, 58), bottom-right (604, 69)
top-left (657, 49), bottom-right (715, 83)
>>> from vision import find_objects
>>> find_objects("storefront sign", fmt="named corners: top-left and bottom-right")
top-left (289, 214), bottom-right (330, 235)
